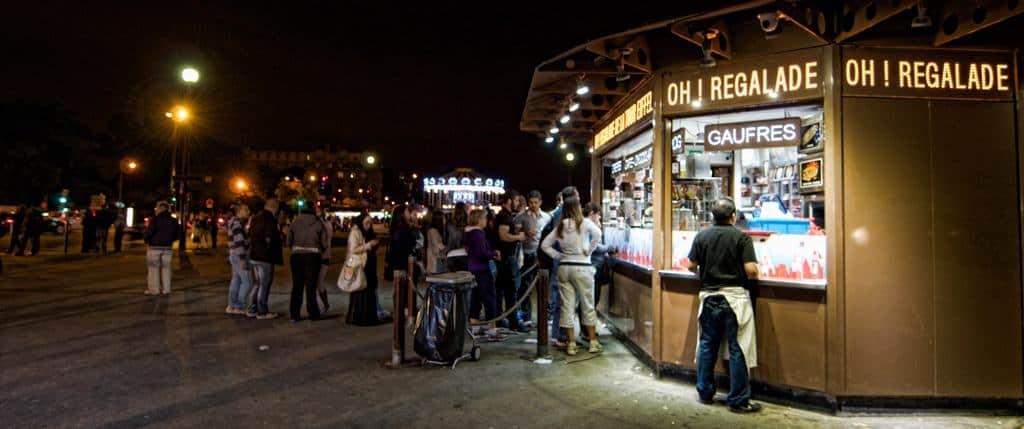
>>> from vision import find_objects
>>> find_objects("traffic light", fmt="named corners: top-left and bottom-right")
top-left (297, 199), bottom-right (305, 208)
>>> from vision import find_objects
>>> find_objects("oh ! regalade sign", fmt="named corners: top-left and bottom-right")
top-left (594, 91), bottom-right (653, 151)
top-left (663, 49), bottom-right (824, 114)
top-left (704, 118), bottom-right (801, 151)
top-left (842, 47), bottom-right (1014, 101)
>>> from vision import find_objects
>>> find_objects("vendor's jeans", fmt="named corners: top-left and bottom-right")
top-left (250, 261), bottom-right (274, 316)
top-left (228, 254), bottom-right (253, 309)
top-left (146, 247), bottom-right (173, 294)
top-left (696, 295), bottom-right (751, 408)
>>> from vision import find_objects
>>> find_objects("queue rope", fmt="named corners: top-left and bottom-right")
top-left (468, 263), bottom-right (540, 326)
top-left (406, 263), bottom-right (542, 327)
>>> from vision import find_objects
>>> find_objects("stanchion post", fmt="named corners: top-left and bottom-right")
top-left (392, 269), bottom-right (405, 366)
top-left (537, 268), bottom-right (549, 358)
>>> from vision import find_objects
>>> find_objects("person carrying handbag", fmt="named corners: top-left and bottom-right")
top-left (344, 213), bottom-right (383, 326)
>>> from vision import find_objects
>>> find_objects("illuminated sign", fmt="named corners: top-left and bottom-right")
top-left (594, 91), bottom-right (653, 151)
top-left (610, 160), bottom-right (623, 175)
top-left (663, 49), bottom-right (824, 114)
top-left (703, 118), bottom-right (801, 151)
top-left (671, 129), bottom-right (685, 154)
top-left (452, 191), bottom-right (475, 203)
top-left (841, 47), bottom-right (1014, 101)
top-left (424, 177), bottom-right (505, 194)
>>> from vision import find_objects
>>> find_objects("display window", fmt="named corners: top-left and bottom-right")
top-left (599, 128), bottom-right (655, 270)
top-left (667, 104), bottom-right (826, 287)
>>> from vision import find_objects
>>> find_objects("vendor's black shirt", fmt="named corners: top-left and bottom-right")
top-left (688, 224), bottom-right (757, 289)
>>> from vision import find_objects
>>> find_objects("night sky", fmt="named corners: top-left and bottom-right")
top-left (1, 2), bottom-right (691, 204)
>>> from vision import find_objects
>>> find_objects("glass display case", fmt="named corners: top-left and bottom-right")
top-left (600, 131), bottom-right (655, 271)
top-left (666, 105), bottom-right (826, 287)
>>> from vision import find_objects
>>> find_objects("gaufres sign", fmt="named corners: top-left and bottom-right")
top-left (704, 118), bottom-right (801, 151)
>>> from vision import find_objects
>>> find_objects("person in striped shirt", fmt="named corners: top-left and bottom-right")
top-left (225, 204), bottom-right (253, 315)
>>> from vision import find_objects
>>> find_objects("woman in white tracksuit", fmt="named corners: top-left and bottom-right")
top-left (541, 196), bottom-right (603, 356)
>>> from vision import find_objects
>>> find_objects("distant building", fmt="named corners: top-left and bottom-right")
top-left (244, 147), bottom-right (383, 209)
top-left (422, 168), bottom-right (506, 210)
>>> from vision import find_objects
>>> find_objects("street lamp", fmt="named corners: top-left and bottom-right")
top-left (181, 67), bottom-right (200, 83)
top-left (118, 158), bottom-right (139, 203)
top-left (233, 178), bottom-right (248, 192)
top-left (366, 155), bottom-right (376, 165)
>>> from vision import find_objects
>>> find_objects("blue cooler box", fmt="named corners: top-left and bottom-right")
top-left (748, 218), bottom-right (811, 234)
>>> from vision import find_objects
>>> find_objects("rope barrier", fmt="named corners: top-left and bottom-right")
top-left (469, 263), bottom-right (540, 326)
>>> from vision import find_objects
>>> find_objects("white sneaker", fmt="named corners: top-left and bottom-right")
top-left (589, 340), bottom-right (603, 353)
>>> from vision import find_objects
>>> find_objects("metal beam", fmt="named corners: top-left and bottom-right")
top-left (834, 0), bottom-right (917, 43)
top-left (934, 0), bottom-right (1024, 46)
top-left (583, 34), bottom-right (654, 74)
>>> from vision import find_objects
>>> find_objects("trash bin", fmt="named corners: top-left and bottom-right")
top-left (414, 271), bottom-right (479, 366)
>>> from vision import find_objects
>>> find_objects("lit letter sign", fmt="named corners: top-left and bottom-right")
top-left (594, 90), bottom-right (654, 151)
top-left (662, 49), bottom-right (824, 115)
top-left (703, 118), bottom-right (801, 151)
top-left (841, 47), bottom-right (1014, 101)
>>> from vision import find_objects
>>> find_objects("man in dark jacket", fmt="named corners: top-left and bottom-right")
top-left (143, 201), bottom-right (178, 295)
top-left (17, 201), bottom-right (45, 256)
top-left (6, 204), bottom-right (26, 254)
top-left (247, 198), bottom-right (282, 320)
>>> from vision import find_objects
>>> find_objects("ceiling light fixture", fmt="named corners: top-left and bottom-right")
top-left (911, 1), bottom-right (933, 28)
top-left (699, 29), bottom-right (718, 68)
top-left (545, 136), bottom-right (554, 144)
top-left (758, 11), bottom-right (783, 39)
top-left (559, 114), bottom-right (571, 124)
top-left (549, 126), bottom-right (559, 135)
top-left (575, 83), bottom-right (590, 95)
top-left (569, 102), bottom-right (580, 112)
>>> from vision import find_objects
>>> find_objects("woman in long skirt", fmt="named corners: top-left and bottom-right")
top-left (346, 213), bottom-right (383, 326)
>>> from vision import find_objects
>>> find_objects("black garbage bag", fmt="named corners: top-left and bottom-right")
top-left (414, 284), bottom-right (468, 363)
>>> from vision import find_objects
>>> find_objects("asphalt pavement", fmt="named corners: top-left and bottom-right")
top-left (0, 232), bottom-right (1020, 428)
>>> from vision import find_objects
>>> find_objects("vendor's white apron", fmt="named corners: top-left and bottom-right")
top-left (694, 286), bottom-right (757, 369)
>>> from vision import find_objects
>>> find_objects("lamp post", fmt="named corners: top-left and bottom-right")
top-left (118, 158), bottom-right (138, 203)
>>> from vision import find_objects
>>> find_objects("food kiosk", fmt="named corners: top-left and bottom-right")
top-left (521, 1), bottom-right (1023, 412)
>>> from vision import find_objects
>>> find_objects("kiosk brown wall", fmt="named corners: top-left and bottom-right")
top-left (521, 2), bottom-right (1024, 411)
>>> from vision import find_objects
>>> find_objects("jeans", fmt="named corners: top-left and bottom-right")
top-left (517, 253), bottom-right (537, 323)
top-left (17, 232), bottom-right (40, 255)
top-left (251, 261), bottom-right (275, 315)
top-left (696, 295), bottom-right (751, 407)
top-left (557, 264), bottom-right (597, 328)
top-left (548, 259), bottom-right (567, 341)
top-left (290, 252), bottom-right (322, 320)
top-left (495, 256), bottom-right (520, 329)
top-left (228, 254), bottom-right (253, 309)
top-left (146, 247), bottom-right (173, 293)
top-left (469, 269), bottom-right (497, 322)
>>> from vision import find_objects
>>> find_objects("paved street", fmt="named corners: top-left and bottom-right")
top-left (0, 233), bottom-right (1021, 428)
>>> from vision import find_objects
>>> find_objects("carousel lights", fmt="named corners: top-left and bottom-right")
top-left (549, 126), bottom-right (560, 134)
top-left (568, 102), bottom-right (580, 112)
top-left (559, 114), bottom-right (571, 124)
top-left (544, 136), bottom-right (554, 144)
top-left (575, 83), bottom-right (590, 95)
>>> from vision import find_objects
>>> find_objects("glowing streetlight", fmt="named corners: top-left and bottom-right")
top-left (308, 174), bottom-right (316, 182)
top-left (181, 67), bottom-right (200, 83)
top-left (233, 178), bottom-right (248, 192)
top-left (167, 105), bottom-right (190, 123)
top-left (366, 155), bottom-right (376, 165)
top-left (566, 153), bottom-right (576, 162)
top-left (127, 161), bottom-right (138, 170)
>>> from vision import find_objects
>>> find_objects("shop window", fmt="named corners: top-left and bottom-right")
top-left (599, 128), bottom-right (655, 270)
top-left (667, 104), bottom-right (826, 287)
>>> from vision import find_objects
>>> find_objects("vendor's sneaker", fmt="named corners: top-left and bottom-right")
top-left (566, 343), bottom-right (578, 356)
top-left (588, 340), bottom-right (603, 353)
top-left (257, 312), bottom-right (279, 320)
top-left (729, 402), bottom-right (762, 414)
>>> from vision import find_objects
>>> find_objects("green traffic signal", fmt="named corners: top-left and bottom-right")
top-left (297, 199), bottom-right (305, 207)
